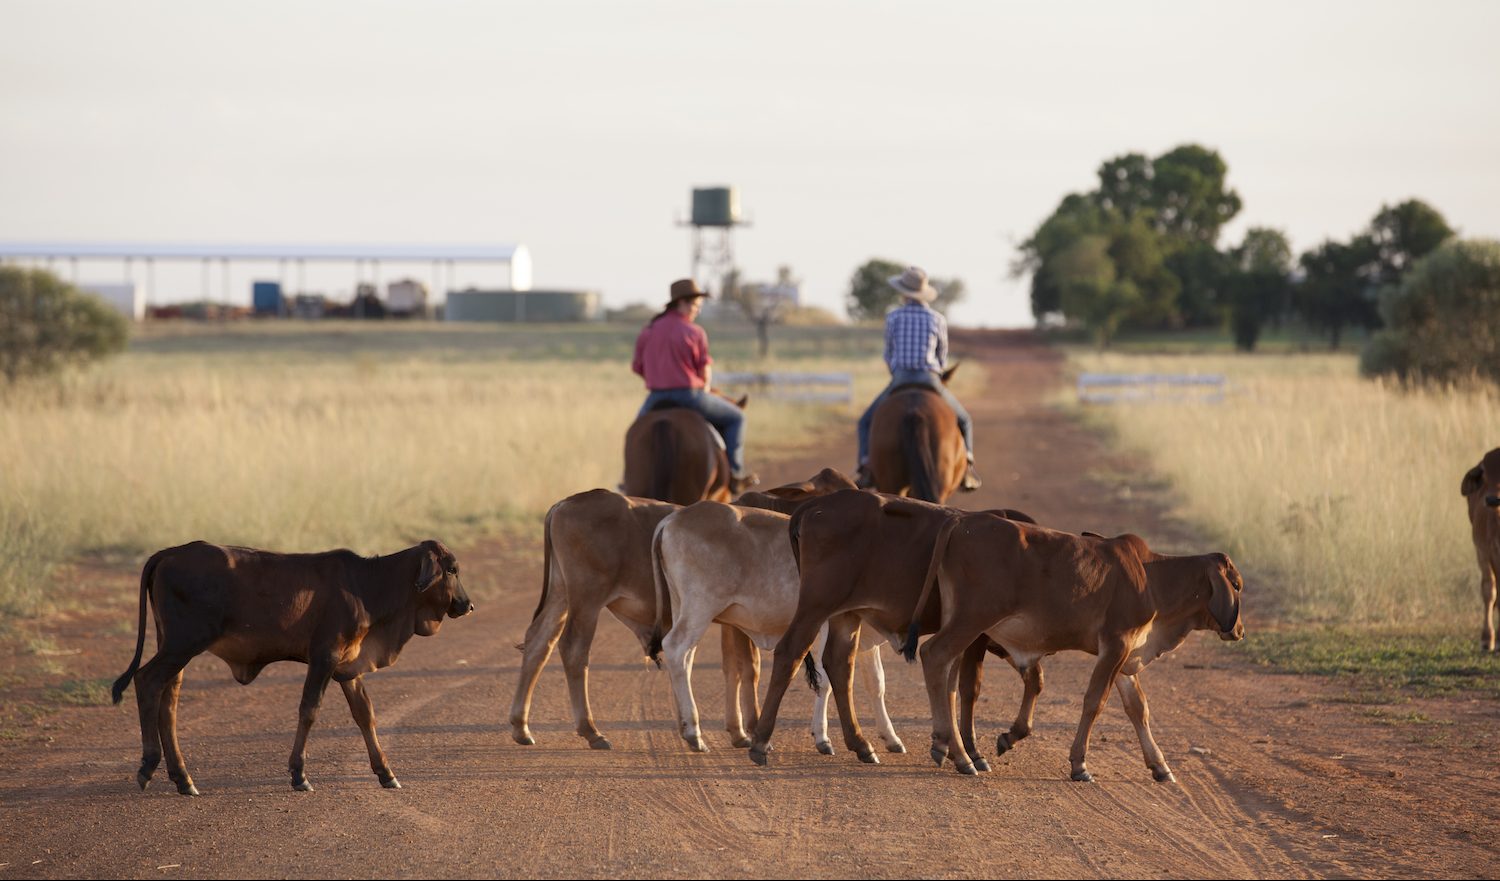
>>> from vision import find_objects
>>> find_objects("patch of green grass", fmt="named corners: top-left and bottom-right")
top-left (1231, 628), bottom-right (1500, 701)
top-left (45, 677), bottom-right (114, 706)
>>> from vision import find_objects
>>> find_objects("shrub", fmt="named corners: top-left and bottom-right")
top-left (1360, 239), bottom-right (1500, 384)
top-left (0, 267), bottom-right (129, 382)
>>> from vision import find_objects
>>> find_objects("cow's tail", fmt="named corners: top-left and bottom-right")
top-left (112, 551), bottom-right (162, 704)
top-left (788, 507), bottom-right (817, 691)
top-left (646, 518), bottom-right (671, 668)
top-left (802, 653), bottom-right (820, 692)
top-left (902, 515), bottom-right (962, 663)
top-left (650, 417), bottom-right (676, 502)
top-left (516, 504), bottom-right (559, 652)
top-left (902, 407), bottom-right (939, 502)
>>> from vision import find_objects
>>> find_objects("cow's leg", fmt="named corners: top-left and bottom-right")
top-left (1479, 554), bottom-right (1497, 653)
top-left (659, 605), bottom-right (716, 752)
top-left (1115, 672), bottom-right (1174, 783)
top-left (132, 650), bottom-right (193, 792)
top-left (1068, 640), bottom-right (1129, 783)
top-left (996, 660), bottom-right (1044, 757)
top-left (918, 625), bottom-right (985, 775)
top-left (858, 645), bottom-right (906, 754)
top-left (508, 578), bottom-right (569, 745)
top-left (557, 604), bottom-right (611, 749)
top-left (157, 668), bottom-right (199, 796)
top-left (722, 625), bottom-right (759, 748)
top-left (807, 626), bottom-right (836, 755)
top-left (748, 612), bottom-right (828, 766)
top-left (341, 676), bottom-right (399, 789)
top-left (824, 613), bottom-right (879, 764)
top-left (288, 654), bottom-right (337, 792)
top-left (956, 637), bottom-right (989, 771)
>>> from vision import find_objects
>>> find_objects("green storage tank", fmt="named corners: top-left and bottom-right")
top-left (691, 186), bottom-right (740, 227)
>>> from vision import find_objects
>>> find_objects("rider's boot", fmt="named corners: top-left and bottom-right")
top-left (960, 458), bottom-right (983, 492)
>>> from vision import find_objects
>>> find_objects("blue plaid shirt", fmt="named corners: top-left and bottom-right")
top-left (884, 300), bottom-right (947, 373)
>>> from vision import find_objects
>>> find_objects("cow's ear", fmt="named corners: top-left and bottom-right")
top-left (416, 552), bottom-right (440, 592)
top-left (1207, 562), bottom-right (1238, 633)
top-left (1462, 464), bottom-right (1484, 497)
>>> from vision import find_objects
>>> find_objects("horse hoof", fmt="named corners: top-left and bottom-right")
top-left (292, 779), bottom-right (315, 792)
top-left (589, 737), bottom-right (612, 751)
top-left (381, 776), bottom-right (402, 790)
top-left (749, 747), bottom-right (769, 767)
top-left (856, 749), bottom-right (880, 765)
top-left (1153, 769), bottom-right (1176, 784)
top-left (995, 733), bottom-right (1014, 756)
top-left (815, 741), bottom-right (834, 756)
top-left (1070, 770), bottom-right (1094, 783)
top-left (886, 740), bottom-right (907, 754)
top-left (956, 763), bottom-right (977, 776)
top-left (972, 757), bottom-right (991, 773)
top-left (930, 746), bottom-right (946, 767)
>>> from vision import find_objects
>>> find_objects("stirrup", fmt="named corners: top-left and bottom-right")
top-left (960, 463), bottom-right (982, 492)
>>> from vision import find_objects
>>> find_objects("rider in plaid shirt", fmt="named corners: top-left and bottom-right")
top-left (854, 266), bottom-right (980, 491)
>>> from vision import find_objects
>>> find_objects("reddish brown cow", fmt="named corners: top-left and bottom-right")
top-left (746, 490), bottom-right (1035, 769)
top-left (111, 539), bottom-right (474, 795)
top-left (1462, 447), bottom-right (1500, 652)
top-left (907, 513), bottom-right (1244, 781)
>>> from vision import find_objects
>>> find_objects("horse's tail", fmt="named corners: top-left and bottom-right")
top-left (516, 503), bottom-right (560, 652)
top-left (650, 417), bottom-right (676, 502)
top-left (647, 518), bottom-right (671, 668)
top-left (902, 514), bottom-right (962, 663)
top-left (901, 405), bottom-right (939, 502)
top-left (112, 550), bottom-right (163, 704)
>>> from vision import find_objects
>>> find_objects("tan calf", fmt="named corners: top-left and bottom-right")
top-left (1462, 448), bottom-right (1500, 652)
top-left (907, 513), bottom-right (1244, 781)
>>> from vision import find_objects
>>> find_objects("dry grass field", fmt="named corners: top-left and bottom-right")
top-left (0, 320), bottom-right (894, 617)
top-left (1064, 348), bottom-right (1497, 628)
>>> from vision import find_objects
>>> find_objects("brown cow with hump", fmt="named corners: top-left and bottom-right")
top-left (747, 490), bottom-right (1036, 770)
top-left (112, 539), bottom-right (474, 796)
top-left (906, 513), bottom-right (1244, 781)
top-left (1461, 447), bottom-right (1500, 652)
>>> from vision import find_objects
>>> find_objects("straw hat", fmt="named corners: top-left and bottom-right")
top-left (887, 266), bottom-right (937, 302)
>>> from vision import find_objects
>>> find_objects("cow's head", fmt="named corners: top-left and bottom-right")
top-left (733, 468), bottom-right (858, 514)
top-left (414, 539), bottom-right (474, 635)
top-left (1461, 448), bottom-right (1500, 509)
top-left (1201, 553), bottom-right (1245, 642)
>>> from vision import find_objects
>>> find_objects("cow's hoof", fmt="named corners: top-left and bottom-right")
top-left (1152, 768), bottom-right (1176, 784)
top-left (588, 737), bottom-right (612, 751)
top-left (729, 734), bottom-right (753, 749)
top-left (512, 729), bottom-right (536, 746)
top-left (292, 778), bottom-right (314, 792)
top-left (885, 740), bottom-right (907, 754)
top-left (380, 776), bottom-right (402, 790)
top-left (856, 748), bottom-right (880, 765)
top-left (815, 741), bottom-right (834, 756)
top-left (971, 756), bottom-right (991, 773)
top-left (1070, 770), bottom-right (1094, 783)
top-left (995, 733), bottom-right (1014, 756)
top-left (955, 762), bottom-right (977, 776)
top-left (930, 746), bottom-right (946, 767)
top-left (749, 746), bottom-right (769, 767)
top-left (687, 738), bottom-right (708, 753)
top-left (136, 771), bottom-right (152, 791)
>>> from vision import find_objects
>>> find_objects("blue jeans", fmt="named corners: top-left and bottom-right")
top-left (638, 388), bottom-right (748, 476)
top-left (857, 368), bottom-right (974, 464)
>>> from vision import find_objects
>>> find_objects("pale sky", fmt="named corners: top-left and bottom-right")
top-left (3, 0), bottom-right (1498, 328)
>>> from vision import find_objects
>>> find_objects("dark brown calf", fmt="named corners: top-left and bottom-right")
top-left (746, 489), bottom-right (1035, 769)
top-left (111, 539), bottom-right (474, 795)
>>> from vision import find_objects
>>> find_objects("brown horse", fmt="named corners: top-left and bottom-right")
top-left (867, 366), bottom-right (965, 504)
top-left (623, 396), bottom-right (747, 505)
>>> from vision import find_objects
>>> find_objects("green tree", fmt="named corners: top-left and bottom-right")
top-left (1367, 199), bottom-right (1455, 287)
top-left (845, 259), bottom-right (964, 320)
top-left (1224, 227), bottom-right (1293, 351)
top-left (0, 266), bottom-right (129, 382)
top-left (1295, 236), bottom-right (1380, 349)
top-left (1015, 193), bottom-right (1109, 319)
top-left (1049, 235), bottom-right (1142, 349)
top-left (1360, 239), bottom-right (1500, 384)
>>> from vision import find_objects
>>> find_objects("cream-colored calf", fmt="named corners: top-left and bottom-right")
top-left (649, 500), bottom-right (905, 754)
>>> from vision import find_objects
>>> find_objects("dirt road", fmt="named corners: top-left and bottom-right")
top-left (2, 331), bottom-right (1495, 879)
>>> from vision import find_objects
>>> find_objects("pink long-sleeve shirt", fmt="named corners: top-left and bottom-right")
top-left (631, 311), bottom-right (712, 390)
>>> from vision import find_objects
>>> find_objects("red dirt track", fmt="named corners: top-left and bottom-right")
top-left (2, 330), bottom-right (1496, 879)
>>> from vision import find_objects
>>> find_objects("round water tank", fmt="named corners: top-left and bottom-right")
top-left (691, 187), bottom-right (740, 227)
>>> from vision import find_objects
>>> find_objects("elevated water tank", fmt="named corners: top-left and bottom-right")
top-left (691, 187), bottom-right (740, 228)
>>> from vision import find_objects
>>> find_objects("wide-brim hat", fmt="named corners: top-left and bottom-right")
top-left (888, 266), bottom-right (937, 302)
top-left (669, 278), bottom-right (711, 303)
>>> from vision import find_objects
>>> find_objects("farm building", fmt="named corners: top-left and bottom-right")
top-left (445, 289), bottom-right (600, 322)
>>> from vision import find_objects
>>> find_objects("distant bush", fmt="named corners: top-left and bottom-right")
top-left (0, 267), bottom-right (129, 382)
top-left (1360, 239), bottom-right (1500, 384)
